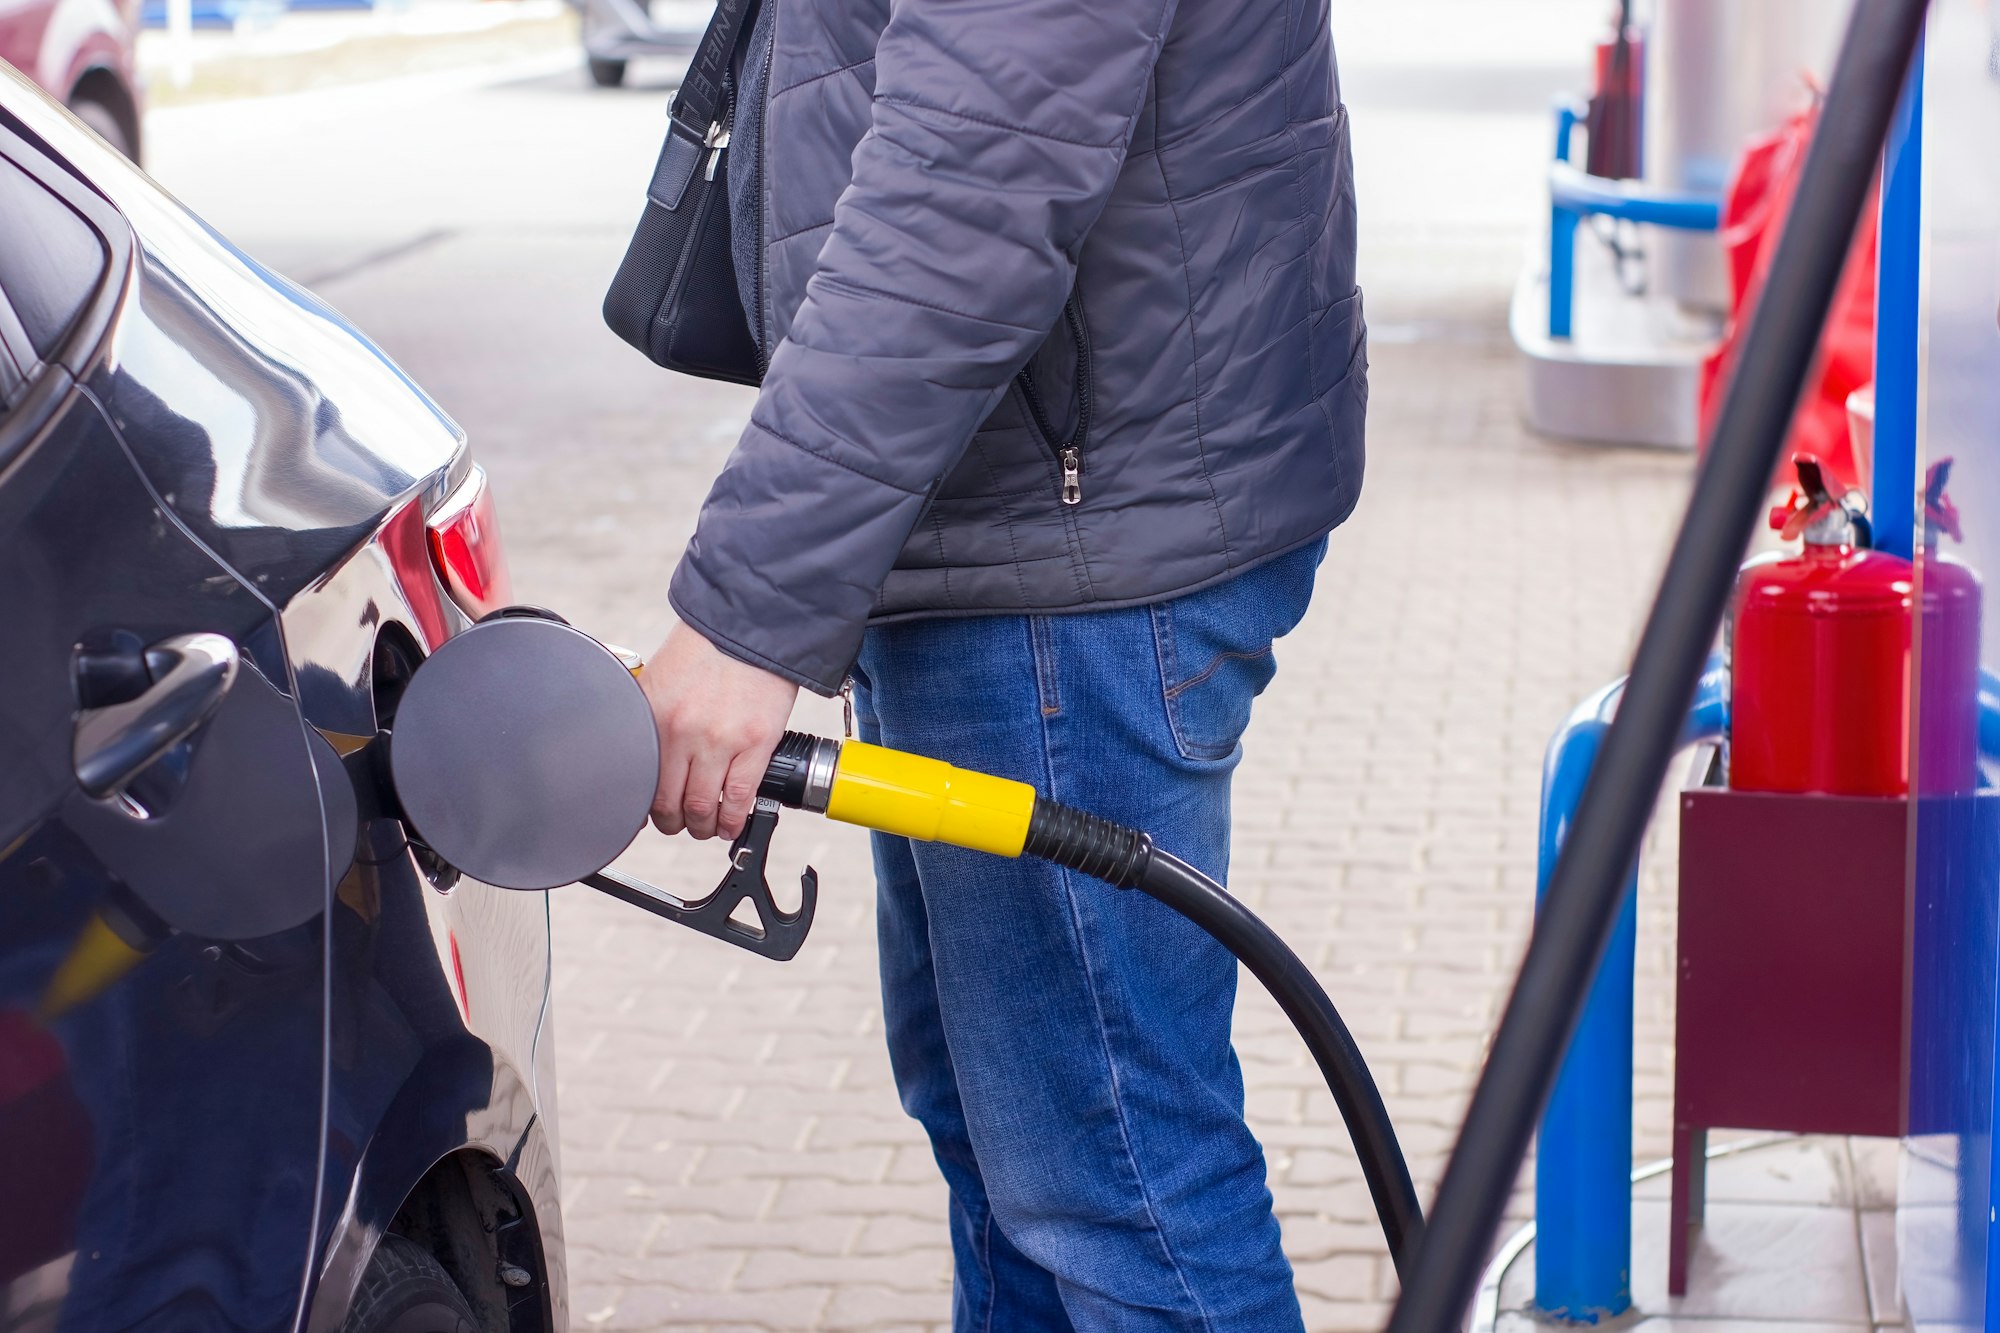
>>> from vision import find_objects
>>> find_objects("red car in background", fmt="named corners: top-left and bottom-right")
top-left (0, 0), bottom-right (140, 158)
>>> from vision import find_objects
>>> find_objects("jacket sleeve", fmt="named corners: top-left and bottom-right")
top-left (668, 0), bottom-right (1181, 694)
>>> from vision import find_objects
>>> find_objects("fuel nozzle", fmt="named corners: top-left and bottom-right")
top-left (1770, 452), bottom-right (1872, 548)
top-left (384, 613), bottom-right (1150, 960)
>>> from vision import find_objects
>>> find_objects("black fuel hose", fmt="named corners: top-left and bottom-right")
top-left (1021, 800), bottom-right (1425, 1276)
top-left (1135, 848), bottom-right (1425, 1273)
top-left (1383, 2), bottom-right (1931, 1328)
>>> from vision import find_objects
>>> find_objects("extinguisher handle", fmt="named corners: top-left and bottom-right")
top-left (1792, 453), bottom-right (1831, 505)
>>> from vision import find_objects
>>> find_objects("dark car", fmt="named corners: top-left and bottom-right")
top-left (0, 69), bottom-right (565, 1331)
top-left (0, 0), bottom-right (141, 158)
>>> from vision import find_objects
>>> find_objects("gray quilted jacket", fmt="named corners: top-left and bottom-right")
top-left (669, 0), bottom-right (1366, 695)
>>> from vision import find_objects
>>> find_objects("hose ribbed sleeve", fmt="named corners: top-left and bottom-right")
top-left (1022, 800), bottom-right (1153, 887)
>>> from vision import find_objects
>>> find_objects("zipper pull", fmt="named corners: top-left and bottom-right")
top-left (839, 676), bottom-right (856, 739)
top-left (1059, 447), bottom-right (1082, 506)
top-left (704, 127), bottom-right (731, 181)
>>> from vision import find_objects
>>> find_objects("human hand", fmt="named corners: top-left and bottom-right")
top-left (639, 621), bottom-right (800, 840)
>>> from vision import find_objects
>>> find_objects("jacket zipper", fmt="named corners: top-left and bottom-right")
top-left (1015, 298), bottom-right (1092, 506)
top-left (749, 8), bottom-right (774, 378)
top-left (706, 17), bottom-right (770, 379)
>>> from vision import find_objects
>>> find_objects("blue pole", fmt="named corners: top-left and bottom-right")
top-left (1533, 659), bottom-right (1728, 1322)
top-left (1549, 100), bottom-right (1582, 341)
top-left (1533, 680), bottom-right (1632, 1320)
top-left (1871, 40), bottom-right (1923, 561)
top-left (1551, 206), bottom-right (1578, 340)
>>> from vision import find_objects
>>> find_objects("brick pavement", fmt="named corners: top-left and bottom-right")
top-left (542, 226), bottom-right (1697, 1331)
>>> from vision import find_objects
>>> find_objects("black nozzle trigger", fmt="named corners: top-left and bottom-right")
top-left (582, 796), bottom-right (816, 961)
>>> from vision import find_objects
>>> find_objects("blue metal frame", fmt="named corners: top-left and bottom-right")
top-left (1547, 101), bottom-right (1722, 340)
top-left (1534, 653), bottom-right (2000, 1325)
top-left (1872, 44), bottom-right (1924, 561)
top-left (1532, 656), bottom-right (1728, 1321)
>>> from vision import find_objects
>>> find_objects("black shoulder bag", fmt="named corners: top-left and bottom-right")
top-left (602, 0), bottom-right (763, 386)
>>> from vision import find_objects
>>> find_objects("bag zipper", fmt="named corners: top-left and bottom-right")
top-left (1015, 298), bottom-right (1092, 506)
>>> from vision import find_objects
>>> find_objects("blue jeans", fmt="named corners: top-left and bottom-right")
top-left (851, 540), bottom-right (1324, 1332)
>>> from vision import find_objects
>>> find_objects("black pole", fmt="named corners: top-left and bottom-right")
top-left (1382, 1), bottom-right (1929, 1328)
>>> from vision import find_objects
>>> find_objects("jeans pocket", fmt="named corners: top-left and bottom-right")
top-left (1150, 542), bottom-right (1324, 762)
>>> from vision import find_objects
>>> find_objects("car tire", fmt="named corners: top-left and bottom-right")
top-left (586, 56), bottom-right (627, 87)
top-left (67, 97), bottom-right (134, 160)
top-left (341, 1234), bottom-right (480, 1333)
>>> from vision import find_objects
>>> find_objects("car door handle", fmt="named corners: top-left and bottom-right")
top-left (73, 632), bottom-right (240, 799)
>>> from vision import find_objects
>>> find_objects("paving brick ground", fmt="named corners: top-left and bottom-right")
top-left (543, 229), bottom-right (1696, 1331)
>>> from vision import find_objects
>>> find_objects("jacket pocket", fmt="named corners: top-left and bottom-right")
top-left (1149, 541), bottom-right (1325, 762)
top-left (1014, 295), bottom-right (1093, 506)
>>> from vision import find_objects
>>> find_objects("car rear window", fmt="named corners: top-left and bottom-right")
top-left (0, 149), bottom-right (106, 362)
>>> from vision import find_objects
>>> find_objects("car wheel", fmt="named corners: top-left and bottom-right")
top-left (586, 56), bottom-right (627, 87)
top-left (67, 97), bottom-right (134, 160)
top-left (341, 1234), bottom-right (480, 1333)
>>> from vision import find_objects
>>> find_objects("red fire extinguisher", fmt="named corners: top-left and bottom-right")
top-left (1585, 0), bottom-right (1643, 180)
top-left (1917, 458), bottom-right (1982, 794)
top-left (1729, 454), bottom-right (1914, 796)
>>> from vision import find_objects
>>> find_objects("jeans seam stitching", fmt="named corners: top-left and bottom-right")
top-left (1031, 618), bottom-right (1061, 717)
top-left (979, 1208), bottom-right (998, 1333)
top-left (1032, 705), bottom-right (1219, 1332)
top-left (1165, 647), bottom-right (1274, 701)
top-left (1150, 604), bottom-right (1196, 759)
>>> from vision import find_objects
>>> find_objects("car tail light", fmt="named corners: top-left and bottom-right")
top-left (427, 465), bottom-right (513, 621)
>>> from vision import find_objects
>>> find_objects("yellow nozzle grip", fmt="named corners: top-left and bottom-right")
top-left (823, 741), bottom-right (1035, 857)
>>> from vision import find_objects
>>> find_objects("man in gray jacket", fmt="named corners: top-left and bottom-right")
top-left (640, 0), bottom-right (1363, 1324)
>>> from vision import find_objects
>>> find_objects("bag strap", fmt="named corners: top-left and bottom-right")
top-left (669, 0), bottom-right (755, 146)
top-left (646, 0), bottom-right (756, 214)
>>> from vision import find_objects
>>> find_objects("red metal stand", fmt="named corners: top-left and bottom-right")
top-left (1669, 784), bottom-right (1908, 1294)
